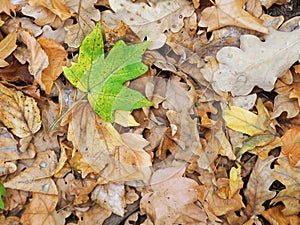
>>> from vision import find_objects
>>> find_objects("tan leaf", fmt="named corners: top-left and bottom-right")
top-left (0, 0), bottom-right (16, 15)
top-left (38, 38), bottom-right (67, 94)
top-left (0, 127), bottom-right (35, 163)
top-left (271, 156), bottom-right (300, 215)
top-left (18, 29), bottom-right (49, 87)
top-left (271, 92), bottom-right (300, 119)
top-left (102, 0), bottom-right (194, 49)
top-left (91, 183), bottom-right (126, 216)
top-left (20, 193), bottom-right (70, 225)
top-left (76, 205), bottom-right (111, 225)
top-left (197, 171), bottom-right (245, 216)
top-left (262, 205), bottom-right (300, 225)
top-left (213, 28), bottom-right (300, 96)
top-left (4, 150), bottom-right (58, 195)
top-left (114, 110), bottom-right (140, 127)
top-left (0, 83), bottom-right (41, 151)
top-left (198, 0), bottom-right (268, 33)
top-left (244, 157), bottom-right (276, 217)
top-left (64, 0), bottom-right (100, 48)
top-left (21, 4), bottom-right (57, 27)
top-left (280, 127), bottom-right (300, 166)
top-left (62, 100), bottom-right (152, 183)
top-left (260, 0), bottom-right (291, 9)
top-left (28, 0), bottom-right (72, 20)
top-left (0, 32), bottom-right (17, 67)
top-left (140, 167), bottom-right (207, 225)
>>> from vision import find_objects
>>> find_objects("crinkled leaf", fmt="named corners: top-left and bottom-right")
top-left (63, 23), bottom-right (153, 122)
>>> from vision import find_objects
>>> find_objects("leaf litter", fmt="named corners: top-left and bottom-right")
top-left (0, 0), bottom-right (300, 224)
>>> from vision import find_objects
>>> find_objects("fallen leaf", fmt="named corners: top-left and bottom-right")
top-left (64, 0), bottom-right (100, 48)
top-left (197, 171), bottom-right (245, 216)
top-left (18, 28), bottom-right (49, 87)
top-left (198, 0), bottom-right (268, 33)
top-left (38, 38), bottom-right (67, 94)
top-left (91, 183), bottom-right (126, 216)
top-left (223, 98), bottom-right (274, 136)
top-left (262, 205), bottom-right (300, 225)
top-left (140, 167), bottom-right (207, 225)
top-left (28, 0), bottom-right (72, 20)
top-left (0, 32), bottom-right (17, 67)
top-left (102, 0), bottom-right (194, 49)
top-left (62, 100), bottom-right (152, 183)
top-left (0, 0), bottom-right (16, 15)
top-left (21, 4), bottom-right (57, 27)
top-left (244, 157), bottom-right (276, 217)
top-left (114, 110), bottom-right (140, 127)
top-left (280, 127), bottom-right (300, 166)
top-left (20, 193), bottom-right (70, 225)
top-left (261, 0), bottom-right (291, 9)
top-left (63, 23), bottom-right (152, 122)
top-left (271, 92), bottom-right (300, 119)
top-left (4, 150), bottom-right (58, 195)
top-left (271, 156), bottom-right (300, 215)
top-left (75, 205), bottom-right (111, 225)
top-left (0, 83), bottom-right (41, 151)
top-left (213, 28), bottom-right (300, 96)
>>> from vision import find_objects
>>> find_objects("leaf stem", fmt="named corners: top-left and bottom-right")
top-left (49, 92), bottom-right (87, 131)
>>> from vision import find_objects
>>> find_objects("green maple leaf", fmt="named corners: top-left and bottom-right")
top-left (0, 183), bottom-right (7, 209)
top-left (63, 23), bottom-right (153, 122)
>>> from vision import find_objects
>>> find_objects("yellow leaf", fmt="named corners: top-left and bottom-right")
top-left (223, 99), bottom-right (273, 136)
top-left (229, 164), bottom-right (243, 198)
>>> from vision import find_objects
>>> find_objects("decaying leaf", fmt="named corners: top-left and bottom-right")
top-left (4, 151), bottom-right (58, 195)
top-left (64, 0), bottom-right (100, 48)
top-left (61, 100), bottom-right (152, 183)
top-left (75, 205), bottom-right (111, 225)
top-left (244, 157), bottom-right (276, 217)
top-left (91, 183), bottom-right (126, 216)
top-left (198, 0), bottom-right (268, 33)
top-left (0, 83), bottom-right (41, 151)
top-left (20, 193), bottom-right (70, 225)
top-left (280, 127), bottom-right (300, 166)
top-left (0, 32), bottom-right (17, 67)
top-left (102, 0), bottom-right (194, 49)
top-left (38, 38), bottom-right (67, 94)
top-left (271, 156), bottom-right (300, 215)
top-left (140, 167), bottom-right (207, 225)
top-left (213, 28), bottom-right (300, 96)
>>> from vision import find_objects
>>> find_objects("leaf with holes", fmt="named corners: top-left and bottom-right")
top-left (63, 23), bottom-right (153, 122)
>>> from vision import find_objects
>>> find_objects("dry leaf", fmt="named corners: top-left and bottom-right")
top-left (62, 100), bottom-right (152, 183)
top-left (91, 183), bottom-right (126, 216)
top-left (4, 150), bottom-right (58, 195)
top-left (140, 167), bottom-right (207, 225)
top-left (28, 0), bottom-right (72, 20)
top-left (262, 205), bottom-right (300, 225)
top-left (271, 156), bottom-right (300, 215)
top-left (38, 38), bottom-right (67, 94)
top-left (76, 205), bottom-right (111, 225)
top-left (0, 32), bottom-right (17, 67)
top-left (271, 92), bottom-right (300, 119)
top-left (213, 28), bottom-right (300, 96)
top-left (260, 0), bottom-right (291, 9)
top-left (102, 0), bottom-right (194, 49)
top-left (244, 157), bottom-right (276, 217)
top-left (0, 0), bottom-right (16, 15)
top-left (197, 171), bottom-right (245, 216)
top-left (21, 4), bottom-right (57, 26)
top-left (20, 193), bottom-right (70, 225)
top-left (0, 83), bottom-right (41, 151)
top-left (280, 127), bottom-right (300, 166)
top-left (18, 29), bottom-right (49, 86)
top-left (198, 0), bottom-right (268, 33)
top-left (223, 98), bottom-right (274, 136)
top-left (64, 0), bottom-right (100, 48)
